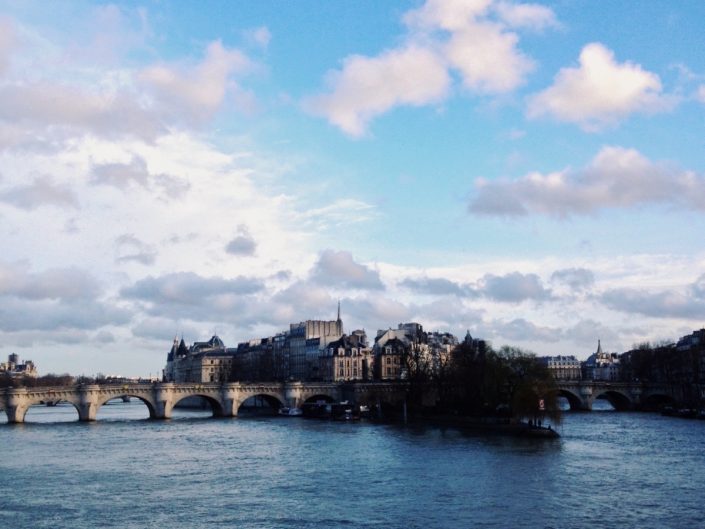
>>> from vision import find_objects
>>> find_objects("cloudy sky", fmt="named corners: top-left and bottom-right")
top-left (1, 0), bottom-right (704, 377)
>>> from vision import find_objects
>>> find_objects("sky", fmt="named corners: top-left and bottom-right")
top-left (1, 0), bottom-right (704, 377)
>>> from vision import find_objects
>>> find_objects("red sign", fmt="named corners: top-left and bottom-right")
top-left (538, 399), bottom-right (545, 411)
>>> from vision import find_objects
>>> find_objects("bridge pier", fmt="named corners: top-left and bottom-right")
top-left (5, 388), bottom-right (29, 424)
top-left (154, 383), bottom-right (175, 419)
top-left (78, 385), bottom-right (101, 421)
top-left (221, 384), bottom-right (239, 417)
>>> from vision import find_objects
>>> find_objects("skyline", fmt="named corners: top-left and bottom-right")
top-left (1, 0), bottom-right (704, 376)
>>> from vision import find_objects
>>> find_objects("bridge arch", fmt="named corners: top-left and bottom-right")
top-left (557, 388), bottom-right (584, 411)
top-left (18, 396), bottom-right (82, 423)
top-left (303, 393), bottom-right (336, 404)
top-left (170, 393), bottom-right (225, 418)
top-left (592, 389), bottom-right (632, 411)
top-left (96, 394), bottom-right (158, 419)
top-left (236, 393), bottom-right (285, 415)
top-left (642, 392), bottom-right (675, 411)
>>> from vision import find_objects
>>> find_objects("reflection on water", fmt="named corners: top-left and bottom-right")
top-left (1, 401), bottom-right (705, 529)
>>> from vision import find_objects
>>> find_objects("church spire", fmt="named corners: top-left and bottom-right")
top-left (596, 339), bottom-right (603, 356)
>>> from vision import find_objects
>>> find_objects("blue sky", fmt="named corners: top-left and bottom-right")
top-left (0, 0), bottom-right (704, 376)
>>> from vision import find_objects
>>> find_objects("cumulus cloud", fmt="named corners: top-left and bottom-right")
top-left (444, 21), bottom-right (534, 93)
top-left (469, 146), bottom-right (705, 216)
top-left (91, 156), bottom-right (189, 197)
top-left (121, 271), bottom-right (265, 306)
top-left (551, 268), bottom-right (595, 291)
top-left (400, 276), bottom-right (475, 297)
top-left (225, 225), bottom-right (257, 256)
top-left (305, 45), bottom-right (450, 137)
top-left (310, 250), bottom-right (384, 290)
top-left (490, 317), bottom-right (562, 343)
top-left (0, 297), bottom-right (131, 332)
top-left (244, 26), bottom-right (272, 49)
top-left (0, 261), bottom-right (126, 334)
top-left (601, 283), bottom-right (705, 320)
top-left (479, 272), bottom-right (550, 302)
top-left (343, 296), bottom-right (412, 329)
top-left (0, 82), bottom-right (162, 143)
top-left (0, 262), bottom-right (102, 301)
top-left (307, 0), bottom-right (555, 136)
top-left (493, 1), bottom-right (558, 30)
top-left (140, 40), bottom-right (254, 124)
top-left (131, 317), bottom-right (203, 341)
top-left (527, 43), bottom-right (672, 130)
top-left (0, 176), bottom-right (79, 209)
top-left (565, 319), bottom-right (619, 348)
top-left (115, 234), bottom-right (157, 266)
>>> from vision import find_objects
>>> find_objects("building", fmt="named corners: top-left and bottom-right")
top-left (582, 341), bottom-right (621, 381)
top-left (539, 355), bottom-right (582, 380)
top-left (0, 353), bottom-right (37, 378)
top-left (320, 330), bottom-right (373, 382)
top-left (164, 335), bottom-right (236, 383)
top-left (287, 306), bottom-right (344, 380)
top-left (373, 323), bottom-right (460, 380)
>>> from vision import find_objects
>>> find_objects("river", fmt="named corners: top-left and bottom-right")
top-left (1, 401), bottom-right (704, 529)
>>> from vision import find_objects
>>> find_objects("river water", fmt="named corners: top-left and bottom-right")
top-left (1, 402), bottom-right (704, 529)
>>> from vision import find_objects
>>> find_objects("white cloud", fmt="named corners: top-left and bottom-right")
top-left (0, 262), bottom-right (101, 301)
top-left (91, 156), bottom-right (189, 197)
top-left (445, 21), bottom-right (534, 93)
top-left (139, 40), bottom-right (254, 124)
top-left (493, 1), bottom-right (558, 30)
top-left (244, 26), bottom-right (272, 49)
top-left (225, 225), bottom-right (257, 257)
top-left (305, 45), bottom-right (450, 137)
top-left (0, 176), bottom-right (79, 209)
top-left (527, 43), bottom-right (672, 130)
top-left (697, 84), bottom-right (705, 103)
top-left (310, 250), bottom-right (384, 290)
top-left (469, 146), bottom-right (705, 216)
top-left (550, 268), bottom-right (595, 291)
top-left (307, 0), bottom-right (556, 136)
top-left (479, 272), bottom-right (550, 302)
top-left (403, 0), bottom-right (492, 32)
top-left (115, 234), bottom-right (156, 266)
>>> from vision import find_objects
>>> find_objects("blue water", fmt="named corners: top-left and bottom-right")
top-left (1, 402), bottom-right (704, 529)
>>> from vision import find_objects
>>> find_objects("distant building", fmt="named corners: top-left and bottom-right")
top-left (372, 323), bottom-right (459, 380)
top-left (582, 341), bottom-right (620, 381)
top-left (676, 329), bottom-right (705, 351)
top-left (164, 335), bottom-right (235, 383)
top-left (539, 355), bottom-right (581, 380)
top-left (0, 353), bottom-right (37, 378)
top-left (320, 330), bottom-right (373, 382)
top-left (287, 306), bottom-right (344, 380)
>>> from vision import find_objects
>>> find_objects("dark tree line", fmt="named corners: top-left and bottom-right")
top-left (401, 341), bottom-right (561, 423)
top-left (0, 373), bottom-right (75, 388)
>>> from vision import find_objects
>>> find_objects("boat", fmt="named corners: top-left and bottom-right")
top-left (278, 406), bottom-right (303, 417)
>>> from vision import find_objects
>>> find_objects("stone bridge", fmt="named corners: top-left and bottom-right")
top-left (555, 380), bottom-right (675, 411)
top-left (0, 381), bottom-right (407, 424)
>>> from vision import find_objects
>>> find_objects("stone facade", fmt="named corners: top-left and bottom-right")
top-left (0, 353), bottom-right (37, 378)
top-left (164, 336), bottom-right (235, 383)
top-left (320, 330), bottom-right (373, 382)
top-left (583, 341), bottom-right (621, 381)
top-left (539, 355), bottom-right (582, 381)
